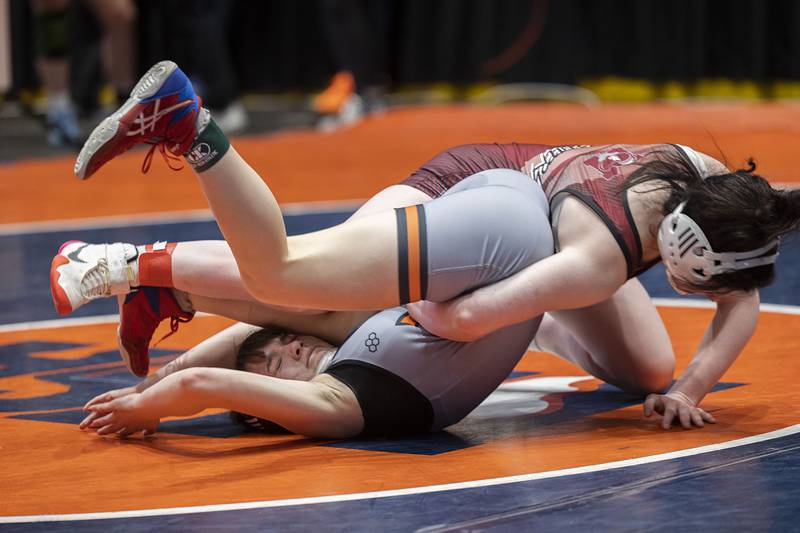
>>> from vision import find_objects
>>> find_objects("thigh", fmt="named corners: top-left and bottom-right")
top-left (280, 170), bottom-right (553, 309)
top-left (189, 293), bottom-right (372, 345)
top-left (284, 170), bottom-right (553, 310)
top-left (551, 278), bottom-right (675, 394)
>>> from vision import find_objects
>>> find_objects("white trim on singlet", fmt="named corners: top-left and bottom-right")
top-left (676, 144), bottom-right (709, 178)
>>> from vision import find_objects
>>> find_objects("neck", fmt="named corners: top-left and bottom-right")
top-left (314, 348), bottom-right (337, 376)
top-left (628, 186), bottom-right (670, 262)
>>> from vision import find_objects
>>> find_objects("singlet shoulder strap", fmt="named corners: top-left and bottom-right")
top-left (672, 144), bottom-right (709, 178)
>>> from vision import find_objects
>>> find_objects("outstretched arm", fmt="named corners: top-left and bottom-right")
top-left (80, 321), bottom-right (259, 431)
top-left (645, 290), bottom-right (760, 428)
top-left (83, 321), bottom-right (259, 413)
top-left (84, 368), bottom-right (363, 439)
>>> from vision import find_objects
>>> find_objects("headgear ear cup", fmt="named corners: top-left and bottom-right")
top-left (658, 201), bottom-right (779, 283)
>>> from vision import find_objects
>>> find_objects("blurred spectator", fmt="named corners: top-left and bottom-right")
top-left (142, 0), bottom-right (248, 135)
top-left (314, 0), bottom-right (395, 130)
top-left (30, 0), bottom-right (79, 146)
top-left (29, 0), bottom-right (137, 147)
top-left (84, 0), bottom-right (137, 104)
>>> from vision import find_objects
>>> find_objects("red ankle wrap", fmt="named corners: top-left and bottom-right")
top-left (139, 242), bottom-right (177, 287)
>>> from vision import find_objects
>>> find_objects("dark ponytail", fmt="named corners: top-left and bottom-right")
top-left (622, 148), bottom-right (705, 214)
top-left (625, 151), bottom-right (798, 292)
top-left (772, 188), bottom-right (800, 236)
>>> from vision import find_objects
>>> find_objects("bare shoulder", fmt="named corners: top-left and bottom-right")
top-left (554, 197), bottom-right (628, 289)
top-left (697, 152), bottom-right (730, 175)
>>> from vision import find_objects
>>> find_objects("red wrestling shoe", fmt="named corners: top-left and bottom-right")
top-left (75, 60), bottom-right (205, 180)
top-left (117, 287), bottom-right (194, 377)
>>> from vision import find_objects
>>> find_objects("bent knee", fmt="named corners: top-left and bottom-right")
top-left (240, 272), bottom-right (270, 303)
top-left (622, 358), bottom-right (675, 396)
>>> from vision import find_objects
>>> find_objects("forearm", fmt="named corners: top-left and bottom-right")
top-left (136, 368), bottom-right (359, 436)
top-left (459, 249), bottom-right (623, 334)
top-left (669, 291), bottom-right (760, 404)
top-left (135, 322), bottom-right (259, 393)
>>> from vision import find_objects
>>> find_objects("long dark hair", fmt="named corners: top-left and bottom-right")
top-left (229, 326), bottom-right (293, 434)
top-left (623, 151), bottom-right (800, 292)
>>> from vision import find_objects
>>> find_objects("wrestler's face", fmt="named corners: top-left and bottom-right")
top-left (665, 267), bottom-right (730, 300)
top-left (247, 333), bottom-right (336, 381)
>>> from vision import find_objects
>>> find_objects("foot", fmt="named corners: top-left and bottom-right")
top-left (74, 60), bottom-right (204, 180)
top-left (50, 241), bottom-right (138, 315)
top-left (117, 287), bottom-right (194, 377)
top-left (45, 103), bottom-right (82, 148)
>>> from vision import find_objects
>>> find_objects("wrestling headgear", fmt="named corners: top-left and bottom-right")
top-left (658, 201), bottom-right (779, 282)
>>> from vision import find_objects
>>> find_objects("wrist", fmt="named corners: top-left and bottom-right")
top-left (131, 390), bottom-right (159, 418)
top-left (665, 390), bottom-right (696, 406)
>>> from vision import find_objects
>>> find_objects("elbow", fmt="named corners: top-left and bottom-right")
top-left (175, 367), bottom-right (214, 396)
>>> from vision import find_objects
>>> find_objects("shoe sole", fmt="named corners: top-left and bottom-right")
top-left (117, 327), bottom-right (148, 377)
top-left (74, 60), bottom-right (180, 180)
top-left (49, 240), bottom-right (85, 315)
top-left (117, 292), bottom-right (149, 377)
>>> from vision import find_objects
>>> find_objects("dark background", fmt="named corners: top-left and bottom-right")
top-left (8, 0), bottom-right (800, 97)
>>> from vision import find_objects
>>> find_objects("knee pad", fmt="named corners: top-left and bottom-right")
top-left (35, 10), bottom-right (71, 59)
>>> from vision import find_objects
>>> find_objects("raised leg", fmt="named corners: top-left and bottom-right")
top-left (186, 293), bottom-right (372, 345)
top-left (194, 147), bottom-right (401, 310)
top-left (173, 185), bottom-right (432, 299)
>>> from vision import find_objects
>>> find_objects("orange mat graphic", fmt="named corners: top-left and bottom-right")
top-left (2, 305), bottom-right (798, 516)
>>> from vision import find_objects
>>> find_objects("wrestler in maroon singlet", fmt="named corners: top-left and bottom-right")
top-left (401, 142), bottom-right (699, 279)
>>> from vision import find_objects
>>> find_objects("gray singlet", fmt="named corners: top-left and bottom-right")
top-left (326, 169), bottom-right (555, 431)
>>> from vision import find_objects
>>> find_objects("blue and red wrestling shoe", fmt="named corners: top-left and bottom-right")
top-left (75, 60), bottom-right (205, 180)
top-left (117, 287), bottom-right (194, 377)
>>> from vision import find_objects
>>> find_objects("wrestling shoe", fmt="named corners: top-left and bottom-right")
top-left (312, 71), bottom-right (363, 132)
top-left (117, 287), bottom-right (194, 377)
top-left (50, 241), bottom-right (138, 315)
top-left (74, 60), bottom-right (205, 180)
top-left (312, 71), bottom-right (356, 115)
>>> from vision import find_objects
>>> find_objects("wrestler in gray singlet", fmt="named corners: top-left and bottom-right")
top-left (324, 168), bottom-right (554, 433)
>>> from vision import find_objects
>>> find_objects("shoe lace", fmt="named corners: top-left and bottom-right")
top-left (141, 141), bottom-right (184, 174)
top-left (153, 314), bottom-right (194, 347)
top-left (79, 259), bottom-right (111, 300)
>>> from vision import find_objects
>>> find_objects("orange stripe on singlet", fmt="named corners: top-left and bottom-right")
top-left (404, 206), bottom-right (422, 302)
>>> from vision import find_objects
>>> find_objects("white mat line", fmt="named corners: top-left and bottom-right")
top-left (0, 199), bottom-right (364, 237)
top-left (2, 423), bottom-right (798, 523)
top-left (0, 312), bottom-right (215, 333)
